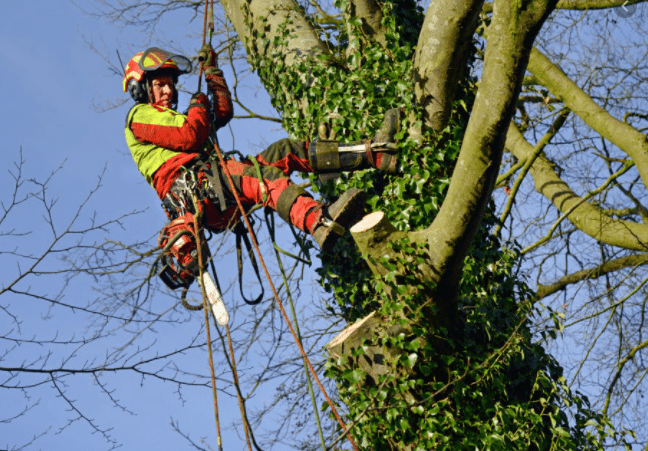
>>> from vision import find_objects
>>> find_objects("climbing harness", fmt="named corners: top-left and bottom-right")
top-left (161, 157), bottom-right (231, 221)
top-left (159, 156), bottom-right (265, 305)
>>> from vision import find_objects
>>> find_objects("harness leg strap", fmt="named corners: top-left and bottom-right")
top-left (275, 184), bottom-right (310, 224)
top-left (309, 140), bottom-right (340, 172)
top-left (309, 140), bottom-right (368, 174)
top-left (198, 161), bottom-right (229, 212)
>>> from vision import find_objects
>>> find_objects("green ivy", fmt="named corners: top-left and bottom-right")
top-left (244, 1), bottom-right (635, 449)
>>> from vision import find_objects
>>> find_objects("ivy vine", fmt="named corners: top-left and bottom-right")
top-left (244, 0), bottom-right (635, 449)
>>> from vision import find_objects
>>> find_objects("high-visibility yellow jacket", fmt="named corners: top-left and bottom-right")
top-left (125, 102), bottom-right (210, 196)
top-left (124, 72), bottom-right (233, 198)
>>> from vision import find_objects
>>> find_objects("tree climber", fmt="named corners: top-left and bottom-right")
top-left (123, 45), bottom-right (399, 287)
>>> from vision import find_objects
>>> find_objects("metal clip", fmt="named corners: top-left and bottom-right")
top-left (320, 217), bottom-right (345, 236)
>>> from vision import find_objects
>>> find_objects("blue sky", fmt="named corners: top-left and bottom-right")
top-left (0, 2), bottom-right (312, 450)
top-left (4, 2), bottom-right (646, 450)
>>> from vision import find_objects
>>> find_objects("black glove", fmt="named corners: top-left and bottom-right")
top-left (198, 43), bottom-right (220, 75)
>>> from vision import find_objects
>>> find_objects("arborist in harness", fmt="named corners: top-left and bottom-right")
top-left (123, 45), bottom-right (400, 290)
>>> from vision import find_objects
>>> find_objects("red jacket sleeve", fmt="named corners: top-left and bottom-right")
top-left (130, 104), bottom-right (211, 151)
top-left (206, 71), bottom-right (234, 129)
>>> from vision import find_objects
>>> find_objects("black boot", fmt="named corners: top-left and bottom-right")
top-left (309, 188), bottom-right (367, 253)
top-left (309, 109), bottom-right (401, 177)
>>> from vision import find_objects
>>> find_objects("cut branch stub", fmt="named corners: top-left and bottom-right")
top-left (350, 211), bottom-right (406, 278)
top-left (326, 311), bottom-right (422, 451)
top-left (327, 311), bottom-right (415, 388)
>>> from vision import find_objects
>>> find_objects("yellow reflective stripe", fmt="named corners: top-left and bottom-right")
top-left (141, 53), bottom-right (162, 69)
top-left (141, 52), bottom-right (178, 70)
top-left (131, 104), bottom-right (187, 127)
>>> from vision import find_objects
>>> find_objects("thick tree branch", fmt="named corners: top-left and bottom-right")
top-left (505, 123), bottom-right (648, 251)
top-left (423, 0), bottom-right (558, 296)
top-left (527, 48), bottom-right (648, 188)
top-left (536, 253), bottom-right (648, 299)
top-left (413, 0), bottom-right (484, 132)
top-left (483, 0), bottom-right (648, 13)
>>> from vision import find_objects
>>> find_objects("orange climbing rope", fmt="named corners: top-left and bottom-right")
top-left (192, 205), bottom-right (224, 450)
top-left (195, 1), bottom-right (359, 450)
top-left (195, 5), bottom-right (225, 451)
top-left (209, 139), bottom-right (360, 451)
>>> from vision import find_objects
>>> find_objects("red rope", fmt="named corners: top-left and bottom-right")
top-left (210, 141), bottom-right (360, 451)
top-left (192, 199), bottom-right (224, 451)
top-left (197, 2), bottom-right (358, 449)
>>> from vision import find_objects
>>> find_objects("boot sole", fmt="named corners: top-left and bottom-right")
top-left (317, 188), bottom-right (367, 253)
top-left (329, 188), bottom-right (367, 229)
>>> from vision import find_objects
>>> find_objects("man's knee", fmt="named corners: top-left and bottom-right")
top-left (276, 184), bottom-right (311, 223)
top-left (264, 138), bottom-right (307, 161)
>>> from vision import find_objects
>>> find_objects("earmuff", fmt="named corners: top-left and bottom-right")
top-left (127, 78), bottom-right (148, 104)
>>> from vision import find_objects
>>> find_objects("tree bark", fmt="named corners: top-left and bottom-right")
top-left (505, 123), bottom-right (648, 251)
top-left (413, 0), bottom-right (484, 133)
top-left (219, 0), bottom-right (328, 67)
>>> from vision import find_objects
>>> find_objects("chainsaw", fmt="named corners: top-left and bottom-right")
top-left (158, 214), bottom-right (229, 325)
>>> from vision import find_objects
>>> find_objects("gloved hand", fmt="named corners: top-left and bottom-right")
top-left (189, 92), bottom-right (210, 110)
top-left (198, 43), bottom-right (220, 75)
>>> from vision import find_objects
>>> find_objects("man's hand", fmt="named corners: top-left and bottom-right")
top-left (189, 92), bottom-right (210, 110)
top-left (198, 43), bottom-right (220, 75)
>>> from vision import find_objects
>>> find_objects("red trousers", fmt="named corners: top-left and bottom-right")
top-left (189, 139), bottom-right (321, 233)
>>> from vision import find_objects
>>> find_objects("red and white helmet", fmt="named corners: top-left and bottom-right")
top-left (123, 47), bottom-right (192, 103)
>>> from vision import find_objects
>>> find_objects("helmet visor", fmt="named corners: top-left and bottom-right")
top-left (139, 47), bottom-right (192, 74)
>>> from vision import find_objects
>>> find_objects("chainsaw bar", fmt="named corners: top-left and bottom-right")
top-left (201, 271), bottom-right (229, 325)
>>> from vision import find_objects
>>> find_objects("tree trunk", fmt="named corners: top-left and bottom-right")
top-left (219, 0), bottom-right (328, 67)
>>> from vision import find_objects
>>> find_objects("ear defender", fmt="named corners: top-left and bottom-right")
top-left (127, 78), bottom-right (148, 104)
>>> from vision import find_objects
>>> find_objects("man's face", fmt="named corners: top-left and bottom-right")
top-left (149, 75), bottom-right (175, 108)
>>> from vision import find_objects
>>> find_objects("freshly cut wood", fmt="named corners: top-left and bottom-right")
top-left (327, 311), bottom-right (413, 386)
